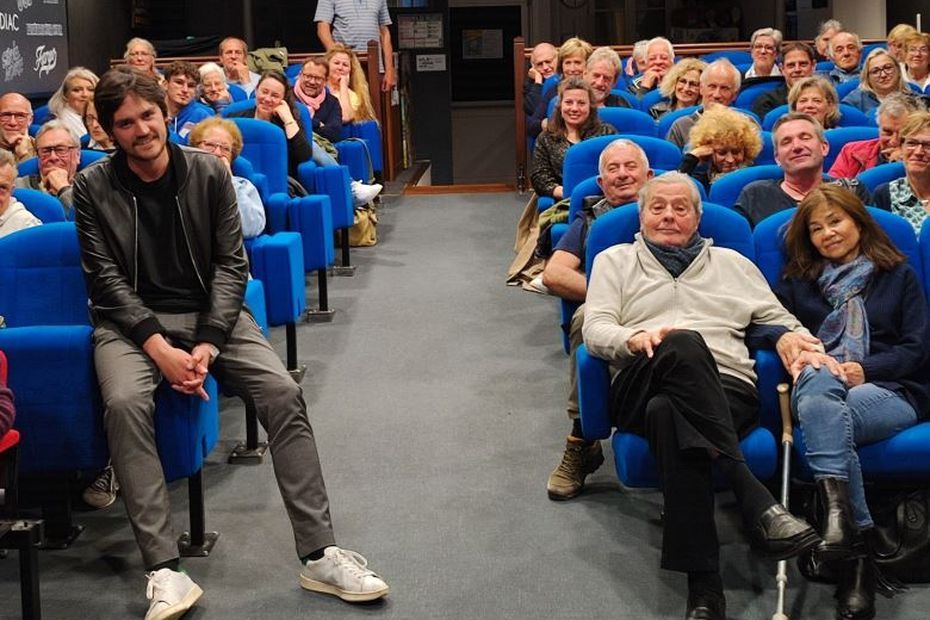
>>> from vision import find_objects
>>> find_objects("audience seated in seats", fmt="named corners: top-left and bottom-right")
top-left (48, 67), bottom-right (98, 140)
top-left (219, 36), bottom-right (261, 96)
top-left (829, 93), bottom-right (922, 179)
top-left (665, 59), bottom-right (742, 149)
top-left (628, 37), bottom-right (675, 98)
top-left (815, 19), bottom-right (844, 62)
top-left (887, 24), bottom-right (919, 64)
top-left (788, 75), bottom-right (841, 129)
top-left (325, 44), bottom-right (377, 124)
top-left (757, 184), bottom-right (930, 620)
top-left (83, 101), bottom-right (115, 152)
top-left (530, 78), bottom-right (617, 201)
top-left (0, 150), bottom-right (40, 238)
top-left (0, 92), bottom-right (35, 163)
top-left (752, 42), bottom-right (816, 119)
top-left (902, 32), bottom-right (930, 95)
top-left (873, 111), bottom-right (930, 233)
top-left (843, 48), bottom-right (910, 115)
top-left (189, 118), bottom-right (266, 239)
top-left (678, 106), bottom-right (761, 192)
top-left (162, 62), bottom-right (213, 141)
top-left (624, 40), bottom-right (648, 77)
top-left (527, 37), bottom-right (593, 139)
top-left (524, 42), bottom-right (558, 117)
top-left (584, 47), bottom-right (630, 110)
top-left (0, 370), bottom-right (13, 437)
top-left (123, 37), bottom-right (164, 86)
top-left (828, 31), bottom-right (863, 83)
top-left (745, 28), bottom-right (783, 79)
top-left (734, 113), bottom-right (870, 227)
top-left (14, 120), bottom-right (81, 216)
top-left (649, 58), bottom-right (706, 120)
top-left (198, 62), bottom-right (235, 115)
top-left (541, 139), bottom-right (653, 500)
top-left (295, 57), bottom-right (348, 146)
top-left (582, 171), bottom-right (821, 620)
top-left (74, 67), bottom-right (389, 619)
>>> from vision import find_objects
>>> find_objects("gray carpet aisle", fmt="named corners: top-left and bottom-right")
top-left (2, 192), bottom-right (928, 619)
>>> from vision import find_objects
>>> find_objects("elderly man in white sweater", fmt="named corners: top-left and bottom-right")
top-left (583, 172), bottom-right (829, 620)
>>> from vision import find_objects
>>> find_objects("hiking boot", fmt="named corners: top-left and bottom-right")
top-left (547, 435), bottom-right (604, 500)
top-left (83, 465), bottom-right (119, 509)
top-left (144, 568), bottom-right (202, 620)
top-left (300, 546), bottom-right (389, 603)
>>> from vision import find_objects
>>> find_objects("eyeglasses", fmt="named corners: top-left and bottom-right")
top-left (0, 111), bottom-right (30, 122)
top-left (128, 51), bottom-right (153, 58)
top-left (908, 46), bottom-right (930, 55)
top-left (37, 145), bottom-right (77, 158)
top-left (752, 44), bottom-right (776, 52)
top-left (868, 64), bottom-right (897, 77)
top-left (300, 74), bottom-right (326, 83)
top-left (904, 139), bottom-right (930, 151)
top-left (676, 78), bottom-right (700, 89)
top-left (196, 140), bottom-right (232, 155)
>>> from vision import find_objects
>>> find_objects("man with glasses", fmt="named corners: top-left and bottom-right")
top-left (14, 120), bottom-right (80, 216)
top-left (0, 149), bottom-right (41, 239)
top-left (294, 57), bottom-right (343, 145)
top-left (744, 28), bottom-right (782, 79)
top-left (828, 31), bottom-right (863, 83)
top-left (0, 92), bottom-right (36, 163)
top-left (163, 62), bottom-right (212, 141)
top-left (752, 42), bottom-right (817, 119)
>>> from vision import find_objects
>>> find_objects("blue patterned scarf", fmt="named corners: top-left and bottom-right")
top-left (643, 233), bottom-right (705, 278)
top-left (816, 255), bottom-right (874, 363)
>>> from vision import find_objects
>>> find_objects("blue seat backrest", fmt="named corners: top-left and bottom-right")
top-left (708, 164), bottom-right (784, 209)
top-left (920, 220), bottom-right (930, 306)
top-left (542, 74), bottom-right (560, 97)
top-left (657, 105), bottom-right (699, 140)
top-left (836, 79), bottom-right (861, 99)
top-left (825, 126), bottom-right (879, 170)
top-left (762, 105), bottom-right (790, 131)
top-left (757, 131), bottom-right (775, 165)
top-left (637, 88), bottom-right (667, 113)
top-left (734, 80), bottom-right (783, 110)
top-left (608, 89), bottom-right (639, 109)
top-left (568, 176), bottom-right (602, 223)
top-left (228, 118), bottom-right (289, 195)
top-left (857, 162), bottom-right (905, 194)
top-left (221, 99), bottom-right (258, 118)
top-left (16, 149), bottom-right (108, 177)
top-left (584, 202), bottom-right (753, 275)
top-left (816, 61), bottom-right (835, 72)
top-left (596, 107), bottom-right (656, 137)
top-left (12, 188), bottom-right (66, 223)
top-left (753, 207), bottom-right (923, 288)
top-left (228, 83), bottom-right (248, 102)
top-left (763, 104), bottom-right (874, 131)
top-left (284, 63), bottom-right (303, 80)
top-left (33, 104), bottom-right (51, 124)
top-left (0, 222), bottom-right (90, 327)
top-left (702, 50), bottom-right (752, 65)
top-left (563, 135), bottom-right (683, 197)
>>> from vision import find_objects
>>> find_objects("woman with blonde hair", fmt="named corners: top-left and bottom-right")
top-left (788, 76), bottom-right (840, 129)
top-left (678, 106), bottom-right (761, 191)
top-left (123, 37), bottom-right (162, 83)
top-left (325, 44), bottom-right (377, 123)
top-left (649, 58), bottom-right (706, 119)
top-left (888, 23), bottom-right (919, 62)
top-left (48, 67), bottom-right (99, 139)
top-left (843, 49), bottom-right (909, 114)
top-left (874, 111), bottom-right (930, 233)
top-left (902, 32), bottom-right (930, 94)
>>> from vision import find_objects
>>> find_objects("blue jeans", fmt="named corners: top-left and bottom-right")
top-left (792, 366), bottom-right (918, 528)
top-left (312, 140), bottom-right (338, 168)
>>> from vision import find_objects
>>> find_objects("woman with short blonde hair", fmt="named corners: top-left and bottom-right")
top-left (788, 76), bottom-right (840, 128)
top-left (650, 58), bottom-right (707, 119)
top-left (48, 67), bottom-right (99, 139)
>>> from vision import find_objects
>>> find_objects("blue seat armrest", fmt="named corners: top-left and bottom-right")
top-left (350, 121), bottom-right (383, 175)
top-left (244, 279), bottom-right (270, 337)
top-left (752, 348), bottom-right (789, 434)
top-left (537, 196), bottom-right (554, 213)
top-left (298, 161), bottom-right (354, 231)
top-left (577, 344), bottom-right (612, 440)
top-left (248, 232), bottom-right (306, 327)
top-left (288, 194), bottom-right (335, 271)
top-left (550, 222), bottom-right (568, 250)
top-left (155, 376), bottom-right (219, 482)
top-left (335, 139), bottom-right (369, 182)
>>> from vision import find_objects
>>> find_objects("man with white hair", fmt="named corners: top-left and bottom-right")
top-left (524, 42), bottom-right (558, 116)
top-left (584, 47), bottom-right (630, 109)
top-left (816, 18), bottom-right (844, 61)
top-left (828, 31), bottom-right (863, 83)
top-left (628, 37), bottom-right (675, 97)
top-left (745, 28), bottom-right (783, 79)
top-left (543, 139), bottom-right (652, 500)
top-left (14, 120), bottom-right (81, 217)
top-left (583, 171), bottom-right (822, 620)
top-left (0, 150), bottom-right (41, 238)
top-left (665, 59), bottom-right (743, 149)
top-left (0, 92), bottom-right (36, 163)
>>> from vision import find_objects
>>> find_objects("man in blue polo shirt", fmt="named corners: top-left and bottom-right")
top-left (314, 0), bottom-right (396, 91)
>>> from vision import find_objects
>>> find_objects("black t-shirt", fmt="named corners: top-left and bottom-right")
top-left (114, 153), bottom-right (207, 313)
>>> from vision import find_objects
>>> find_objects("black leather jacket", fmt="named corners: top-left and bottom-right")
top-left (73, 143), bottom-right (249, 351)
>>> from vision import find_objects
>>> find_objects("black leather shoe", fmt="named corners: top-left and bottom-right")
top-left (686, 591), bottom-right (726, 620)
top-left (817, 478), bottom-right (859, 562)
top-left (836, 557), bottom-right (876, 620)
top-left (751, 504), bottom-right (822, 560)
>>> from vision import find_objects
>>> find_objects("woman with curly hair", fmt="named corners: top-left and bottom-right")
top-left (648, 58), bottom-right (706, 119)
top-left (788, 76), bottom-right (840, 129)
top-left (325, 44), bottom-right (377, 123)
top-left (531, 78), bottom-right (616, 200)
top-left (678, 106), bottom-right (761, 191)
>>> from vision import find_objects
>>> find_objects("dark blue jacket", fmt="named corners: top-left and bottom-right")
top-left (310, 93), bottom-right (343, 144)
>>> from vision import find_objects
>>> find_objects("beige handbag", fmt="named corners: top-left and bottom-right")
top-left (349, 206), bottom-right (378, 247)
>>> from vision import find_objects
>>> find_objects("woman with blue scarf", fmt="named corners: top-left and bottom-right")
top-left (775, 184), bottom-right (930, 620)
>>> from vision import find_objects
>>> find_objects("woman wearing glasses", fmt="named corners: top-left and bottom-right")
top-left (122, 37), bottom-right (164, 86)
top-left (843, 49), bottom-right (911, 115)
top-left (744, 28), bottom-right (783, 79)
top-left (873, 111), bottom-right (930, 234)
top-left (902, 32), bottom-right (930, 95)
top-left (647, 58), bottom-right (706, 119)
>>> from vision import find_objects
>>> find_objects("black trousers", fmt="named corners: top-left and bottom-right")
top-left (609, 330), bottom-right (759, 572)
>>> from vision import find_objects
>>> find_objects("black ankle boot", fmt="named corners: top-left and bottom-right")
top-left (836, 557), bottom-right (876, 620)
top-left (816, 478), bottom-right (858, 561)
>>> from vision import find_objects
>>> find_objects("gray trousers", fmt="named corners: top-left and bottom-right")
top-left (93, 310), bottom-right (335, 569)
top-left (566, 304), bottom-right (585, 421)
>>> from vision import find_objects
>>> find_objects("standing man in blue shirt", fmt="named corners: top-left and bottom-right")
top-left (315, 0), bottom-right (396, 91)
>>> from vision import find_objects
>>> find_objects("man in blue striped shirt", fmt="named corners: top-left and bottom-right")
top-left (315, 0), bottom-right (396, 91)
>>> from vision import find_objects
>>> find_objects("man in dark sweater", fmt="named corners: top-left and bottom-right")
top-left (752, 42), bottom-right (817, 120)
top-left (295, 57), bottom-right (343, 145)
top-left (734, 113), bottom-right (870, 228)
top-left (523, 42), bottom-right (558, 117)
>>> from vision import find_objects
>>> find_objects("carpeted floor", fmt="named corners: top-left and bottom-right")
top-left (1, 191), bottom-right (928, 619)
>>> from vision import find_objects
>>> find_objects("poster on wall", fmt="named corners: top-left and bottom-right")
top-left (1, 0), bottom-right (70, 97)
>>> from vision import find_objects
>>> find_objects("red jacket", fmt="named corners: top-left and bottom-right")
top-left (828, 138), bottom-right (882, 179)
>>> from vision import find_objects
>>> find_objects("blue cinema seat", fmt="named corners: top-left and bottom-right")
top-left (824, 126), bottom-right (879, 171)
top-left (596, 107), bottom-right (657, 137)
top-left (12, 188), bottom-right (66, 223)
top-left (734, 80), bottom-right (784, 111)
top-left (576, 203), bottom-right (777, 487)
top-left (708, 164), bottom-right (785, 210)
top-left (761, 104), bottom-right (874, 131)
top-left (857, 162), bottom-right (905, 194)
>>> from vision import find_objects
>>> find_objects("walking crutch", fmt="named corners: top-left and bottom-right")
top-left (773, 382), bottom-right (794, 620)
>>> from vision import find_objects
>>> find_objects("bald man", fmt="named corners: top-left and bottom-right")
top-left (524, 42), bottom-right (558, 116)
top-left (0, 92), bottom-right (36, 163)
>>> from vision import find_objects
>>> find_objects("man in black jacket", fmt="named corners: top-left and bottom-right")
top-left (74, 67), bottom-right (389, 620)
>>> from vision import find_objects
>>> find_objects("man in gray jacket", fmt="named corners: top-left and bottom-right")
top-left (74, 67), bottom-right (388, 620)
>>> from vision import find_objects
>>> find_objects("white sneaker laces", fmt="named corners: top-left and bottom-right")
top-left (145, 572), bottom-right (162, 601)
top-left (332, 548), bottom-right (374, 578)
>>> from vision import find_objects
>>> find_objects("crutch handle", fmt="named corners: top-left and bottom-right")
top-left (777, 383), bottom-right (793, 446)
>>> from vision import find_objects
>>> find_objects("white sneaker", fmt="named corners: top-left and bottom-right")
top-left (144, 568), bottom-right (203, 620)
top-left (83, 465), bottom-right (119, 509)
top-left (300, 546), bottom-right (389, 602)
top-left (351, 180), bottom-right (383, 207)
top-left (527, 274), bottom-right (550, 295)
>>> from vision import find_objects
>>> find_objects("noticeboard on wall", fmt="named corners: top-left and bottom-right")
top-left (0, 0), bottom-right (70, 97)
